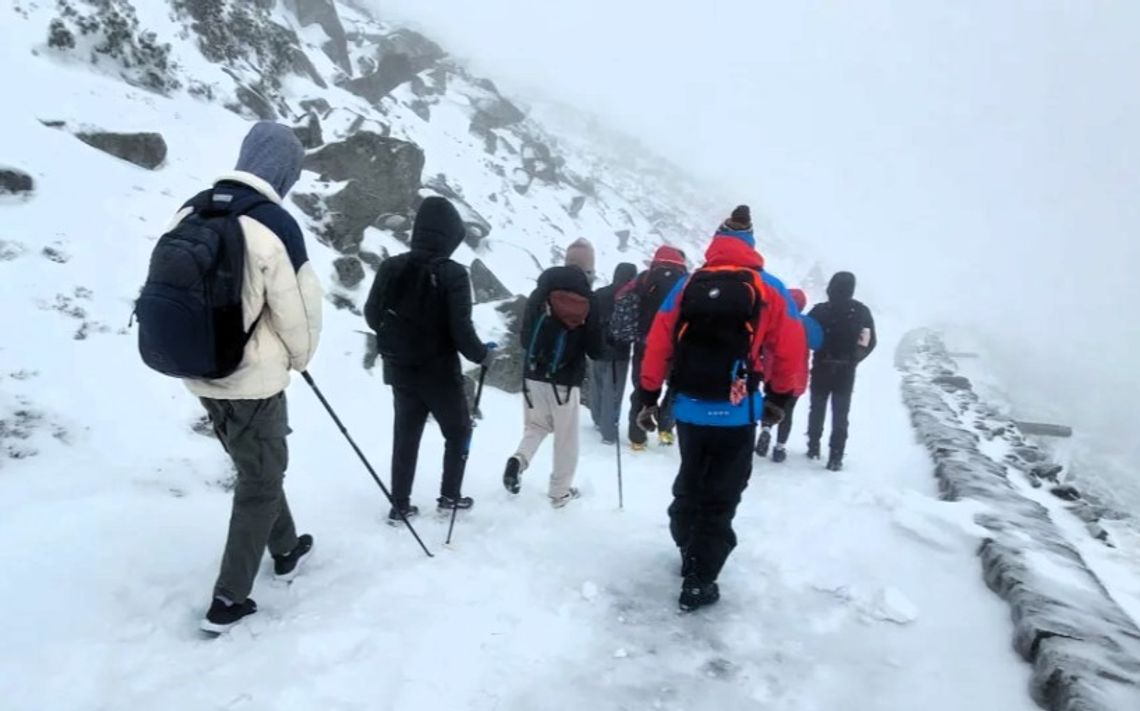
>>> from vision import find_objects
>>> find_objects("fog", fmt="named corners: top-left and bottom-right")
top-left (375, 1), bottom-right (1140, 501)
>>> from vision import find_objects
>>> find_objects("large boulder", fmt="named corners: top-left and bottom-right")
top-left (75, 131), bottom-right (167, 169)
top-left (0, 168), bottom-right (34, 199)
top-left (482, 295), bottom-right (528, 394)
top-left (303, 132), bottom-right (425, 253)
top-left (292, 111), bottom-right (324, 149)
top-left (470, 259), bottom-right (512, 304)
top-left (343, 29), bottom-right (445, 104)
top-left (344, 54), bottom-right (416, 104)
top-left (333, 256), bottom-right (365, 288)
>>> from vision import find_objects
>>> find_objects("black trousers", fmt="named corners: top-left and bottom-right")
top-left (774, 395), bottom-right (800, 445)
top-left (806, 361), bottom-right (857, 455)
top-left (390, 371), bottom-right (471, 506)
top-left (669, 422), bottom-right (756, 584)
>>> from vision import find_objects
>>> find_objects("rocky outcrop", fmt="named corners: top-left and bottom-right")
top-left (302, 131), bottom-right (425, 253)
top-left (292, 112), bottom-right (324, 149)
top-left (75, 131), bottom-right (167, 170)
top-left (290, 0), bottom-right (351, 75)
top-left (480, 295), bottom-right (527, 394)
top-left (333, 256), bottom-right (365, 288)
top-left (470, 259), bottom-right (512, 304)
top-left (343, 29), bottom-right (445, 105)
top-left (898, 330), bottom-right (1140, 711)
top-left (0, 168), bottom-right (34, 199)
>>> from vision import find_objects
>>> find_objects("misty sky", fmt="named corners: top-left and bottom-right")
top-left (375, 0), bottom-right (1140, 463)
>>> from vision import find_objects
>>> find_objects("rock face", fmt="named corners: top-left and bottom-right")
top-left (302, 132), bottom-right (425, 253)
top-left (290, 0), bottom-right (350, 74)
top-left (897, 329), bottom-right (1140, 710)
top-left (75, 131), bottom-right (167, 169)
top-left (469, 259), bottom-right (512, 304)
top-left (292, 112), bottom-right (324, 149)
top-left (0, 168), bottom-right (34, 198)
top-left (344, 29), bottom-right (445, 104)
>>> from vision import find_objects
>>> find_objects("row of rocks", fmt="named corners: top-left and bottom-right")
top-left (897, 329), bottom-right (1140, 710)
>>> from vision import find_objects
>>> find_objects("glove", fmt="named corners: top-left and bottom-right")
top-left (480, 342), bottom-right (498, 367)
top-left (636, 405), bottom-right (660, 433)
top-left (761, 401), bottom-right (785, 427)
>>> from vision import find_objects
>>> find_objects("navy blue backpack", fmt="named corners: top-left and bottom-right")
top-left (137, 187), bottom-right (269, 379)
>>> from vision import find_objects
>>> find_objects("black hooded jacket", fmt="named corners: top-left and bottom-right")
top-left (591, 262), bottom-right (638, 361)
top-left (365, 197), bottom-right (487, 383)
top-left (806, 271), bottom-right (877, 365)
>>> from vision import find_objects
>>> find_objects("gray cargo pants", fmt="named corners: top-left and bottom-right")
top-left (588, 358), bottom-right (628, 443)
top-left (201, 392), bottom-right (298, 604)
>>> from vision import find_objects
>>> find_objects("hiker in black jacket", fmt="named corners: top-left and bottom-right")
top-left (365, 197), bottom-right (495, 522)
top-left (502, 239), bottom-right (604, 507)
top-left (588, 262), bottom-right (638, 444)
top-left (805, 271), bottom-right (877, 471)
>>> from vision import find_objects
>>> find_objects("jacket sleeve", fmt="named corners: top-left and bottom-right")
top-left (364, 262), bottom-right (388, 333)
top-left (856, 304), bottom-right (877, 362)
top-left (755, 280), bottom-right (800, 396)
top-left (258, 223), bottom-right (323, 372)
top-left (442, 262), bottom-right (488, 364)
top-left (640, 277), bottom-right (686, 394)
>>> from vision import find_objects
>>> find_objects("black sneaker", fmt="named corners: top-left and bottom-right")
top-left (755, 428), bottom-right (771, 457)
top-left (807, 442), bottom-right (821, 460)
top-left (679, 577), bottom-right (720, 612)
top-left (387, 504), bottom-right (420, 526)
top-left (503, 456), bottom-right (521, 494)
top-left (437, 495), bottom-right (474, 512)
top-left (200, 597), bottom-right (257, 634)
top-left (826, 452), bottom-right (844, 472)
top-left (273, 534), bottom-right (313, 582)
top-left (772, 447), bottom-right (787, 463)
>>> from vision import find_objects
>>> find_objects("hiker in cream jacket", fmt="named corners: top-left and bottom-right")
top-left (171, 122), bottom-right (323, 633)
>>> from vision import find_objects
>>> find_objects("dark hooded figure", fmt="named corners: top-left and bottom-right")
top-left (804, 271), bottom-right (877, 470)
top-left (365, 197), bottom-right (494, 521)
top-left (588, 262), bottom-right (638, 443)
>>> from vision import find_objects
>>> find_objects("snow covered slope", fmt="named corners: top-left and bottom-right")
top-left (0, 1), bottom-right (1105, 709)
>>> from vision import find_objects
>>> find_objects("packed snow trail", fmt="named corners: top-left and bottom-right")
top-left (0, 313), bottom-right (1040, 710)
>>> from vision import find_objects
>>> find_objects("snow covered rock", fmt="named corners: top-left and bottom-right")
top-left (469, 259), bottom-right (512, 304)
top-left (0, 168), bottom-right (34, 199)
top-left (74, 131), bottom-right (167, 170)
top-left (481, 296), bottom-right (528, 394)
top-left (289, 0), bottom-right (351, 74)
top-left (898, 330), bottom-right (1140, 710)
top-left (292, 111), bottom-right (324, 149)
top-left (332, 255), bottom-right (365, 288)
top-left (302, 131), bottom-right (425, 252)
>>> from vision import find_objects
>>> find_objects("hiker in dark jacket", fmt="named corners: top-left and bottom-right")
top-left (502, 238), bottom-right (604, 507)
top-left (804, 271), bottom-right (877, 471)
top-left (588, 262), bottom-right (638, 444)
top-left (610, 246), bottom-right (688, 450)
top-left (365, 197), bottom-right (495, 522)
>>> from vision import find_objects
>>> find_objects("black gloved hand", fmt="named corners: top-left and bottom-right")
top-left (636, 405), bottom-right (660, 433)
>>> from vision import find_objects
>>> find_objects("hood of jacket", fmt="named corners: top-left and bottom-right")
top-left (827, 271), bottom-right (856, 302)
top-left (234, 121), bottom-right (305, 199)
top-left (612, 262), bottom-right (637, 289)
top-left (410, 196), bottom-right (466, 257)
top-left (704, 232), bottom-right (765, 270)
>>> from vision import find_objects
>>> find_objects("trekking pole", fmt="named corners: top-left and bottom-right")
top-left (446, 365), bottom-right (488, 545)
top-left (613, 361), bottom-right (624, 511)
top-left (301, 371), bottom-right (433, 558)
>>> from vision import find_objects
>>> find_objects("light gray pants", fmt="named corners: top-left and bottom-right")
top-left (589, 358), bottom-right (628, 443)
top-left (516, 379), bottom-right (580, 499)
top-left (201, 392), bottom-right (298, 604)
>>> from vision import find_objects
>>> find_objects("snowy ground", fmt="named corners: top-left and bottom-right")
top-left (0, 307), bottom-right (1046, 710)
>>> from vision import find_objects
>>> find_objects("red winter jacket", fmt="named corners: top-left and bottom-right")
top-left (764, 288), bottom-right (810, 397)
top-left (640, 234), bottom-right (800, 399)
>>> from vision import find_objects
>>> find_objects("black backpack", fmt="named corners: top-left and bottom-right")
top-left (637, 265), bottom-right (685, 337)
top-left (137, 188), bottom-right (269, 379)
top-left (373, 256), bottom-right (448, 366)
top-left (670, 267), bottom-right (763, 401)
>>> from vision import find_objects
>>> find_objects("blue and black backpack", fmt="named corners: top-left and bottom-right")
top-left (136, 187), bottom-right (269, 379)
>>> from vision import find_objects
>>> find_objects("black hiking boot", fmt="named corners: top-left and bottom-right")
top-left (387, 504), bottom-right (420, 526)
top-left (826, 451), bottom-right (844, 471)
top-left (807, 441), bottom-right (821, 460)
top-left (679, 576), bottom-right (720, 612)
top-left (772, 446), bottom-right (787, 463)
top-left (755, 427), bottom-right (772, 458)
top-left (679, 550), bottom-right (695, 578)
top-left (437, 495), bottom-right (474, 512)
top-left (200, 597), bottom-right (257, 634)
top-left (503, 456), bottom-right (521, 494)
top-left (272, 534), bottom-right (313, 582)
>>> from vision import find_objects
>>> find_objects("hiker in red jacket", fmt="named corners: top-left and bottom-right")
top-left (756, 288), bottom-right (822, 462)
top-left (634, 206), bottom-right (800, 611)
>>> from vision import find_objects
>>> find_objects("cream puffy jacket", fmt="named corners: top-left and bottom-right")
top-left (172, 172), bottom-right (323, 400)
